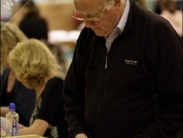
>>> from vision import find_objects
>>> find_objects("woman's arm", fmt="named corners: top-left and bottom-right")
top-left (19, 119), bottom-right (49, 136)
top-left (0, 107), bottom-right (9, 116)
top-left (75, 133), bottom-right (88, 138)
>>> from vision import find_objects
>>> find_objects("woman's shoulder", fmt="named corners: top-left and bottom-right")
top-left (49, 76), bottom-right (63, 83)
top-left (45, 77), bottom-right (64, 89)
top-left (1, 68), bottom-right (10, 78)
top-left (41, 77), bottom-right (64, 99)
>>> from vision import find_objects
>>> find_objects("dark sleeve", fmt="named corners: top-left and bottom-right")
top-left (36, 77), bottom-right (65, 124)
top-left (63, 28), bottom-right (90, 138)
top-left (0, 74), bottom-right (6, 105)
top-left (0, 68), bottom-right (10, 104)
top-left (137, 21), bottom-right (183, 138)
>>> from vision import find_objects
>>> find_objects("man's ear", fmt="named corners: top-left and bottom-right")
top-left (114, 0), bottom-right (121, 9)
top-left (114, 0), bottom-right (121, 7)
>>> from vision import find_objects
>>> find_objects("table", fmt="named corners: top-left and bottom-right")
top-left (5, 135), bottom-right (45, 138)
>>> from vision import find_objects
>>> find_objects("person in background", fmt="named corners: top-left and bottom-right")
top-left (19, 0), bottom-right (67, 74)
top-left (0, 22), bottom-right (36, 126)
top-left (160, 0), bottom-right (182, 40)
top-left (135, 0), bottom-right (148, 8)
top-left (8, 39), bottom-right (68, 138)
top-left (154, 0), bottom-right (167, 14)
top-left (19, 0), bottom-right (48, 40)
top-left (63, 0), bottom-right (182, 138)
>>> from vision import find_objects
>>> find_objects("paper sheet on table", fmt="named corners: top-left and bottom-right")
top-left (1, 116), bottom-right (6, 129)
top-left (5, 135), bottom-right (46, 138)
top-left (48, 30), bottom-right (80, 44)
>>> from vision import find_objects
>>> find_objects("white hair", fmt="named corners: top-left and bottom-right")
top-left (104, 0), bottom-right (125, 10)
top-left (74, 0), bottom-right (125, 10)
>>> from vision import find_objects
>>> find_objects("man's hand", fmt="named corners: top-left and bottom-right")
top-left (75, 133), bottom-right (88, 138)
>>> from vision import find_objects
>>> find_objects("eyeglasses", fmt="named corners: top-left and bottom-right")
top-left (72, 6), bottom-right (106, 22)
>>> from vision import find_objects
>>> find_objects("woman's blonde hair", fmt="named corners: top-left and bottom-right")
top-left (8, 39), bottom-right (64, 88)
top-left (1, 22), bottom-right (27, 72)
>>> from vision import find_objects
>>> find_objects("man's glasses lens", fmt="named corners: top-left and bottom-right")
top-left (72, 6), bottom-right (106, 21)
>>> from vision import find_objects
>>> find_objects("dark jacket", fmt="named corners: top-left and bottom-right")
top-left (64, 0), bottom-right (183, 138)
top-left (0, 68), bottom-right (36, 126)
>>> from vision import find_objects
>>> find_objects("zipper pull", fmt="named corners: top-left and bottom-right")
top-left (105, 53), bottom-right (108, 69)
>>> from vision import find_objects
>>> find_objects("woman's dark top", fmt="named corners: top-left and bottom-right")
top-left (29, 77), bottom-right (68, 138)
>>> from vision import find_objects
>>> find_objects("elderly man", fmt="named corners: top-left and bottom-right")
top-left (63, 0), bottom-right (182, 138)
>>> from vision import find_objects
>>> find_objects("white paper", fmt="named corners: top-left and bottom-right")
top-left (48, 30), bottom-right (81, 44)
top-left (1, 116), bottom-right (6, 129)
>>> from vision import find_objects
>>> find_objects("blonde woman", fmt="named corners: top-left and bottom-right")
top-left (0, 22), bottom-right (36, 126)
top-left (8, 39), bottom-right (68, 138)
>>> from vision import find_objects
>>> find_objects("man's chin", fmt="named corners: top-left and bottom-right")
top-left (93, 29), bottom-right (107, 37)
top-left (94, 31), bottom-right (104, 37)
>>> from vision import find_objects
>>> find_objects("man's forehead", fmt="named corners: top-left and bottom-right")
top-left (74, 0), bottom-right (103, 3)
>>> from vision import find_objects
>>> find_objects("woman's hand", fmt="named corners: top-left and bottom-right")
top-left (18, 124), bottom-right (26, 129)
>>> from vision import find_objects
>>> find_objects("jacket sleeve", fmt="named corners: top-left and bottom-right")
top-left (137, 21), bottom-right (182, 138)
top-left (0, 68), bottom-right (10, 103)
top-left (63, 29), bottom-right (90, 138)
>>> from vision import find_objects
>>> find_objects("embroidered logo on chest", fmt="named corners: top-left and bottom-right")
top-left (124, 59), bottom-right (137, 65)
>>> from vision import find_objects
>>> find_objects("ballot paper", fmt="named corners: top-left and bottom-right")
top-left (5, 135), bottom-right (46, 138)
top-left (1, 116), bottom-right (6, 129)
top-left (1, 116), bottom-right (6, 137)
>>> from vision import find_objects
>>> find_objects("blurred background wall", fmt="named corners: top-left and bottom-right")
top-left (10, 1), bottom-right (75, 31)
top-left (2, 0), bottom-right (182, 31)
top-left (1, 0), bottom-right (182, 72)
